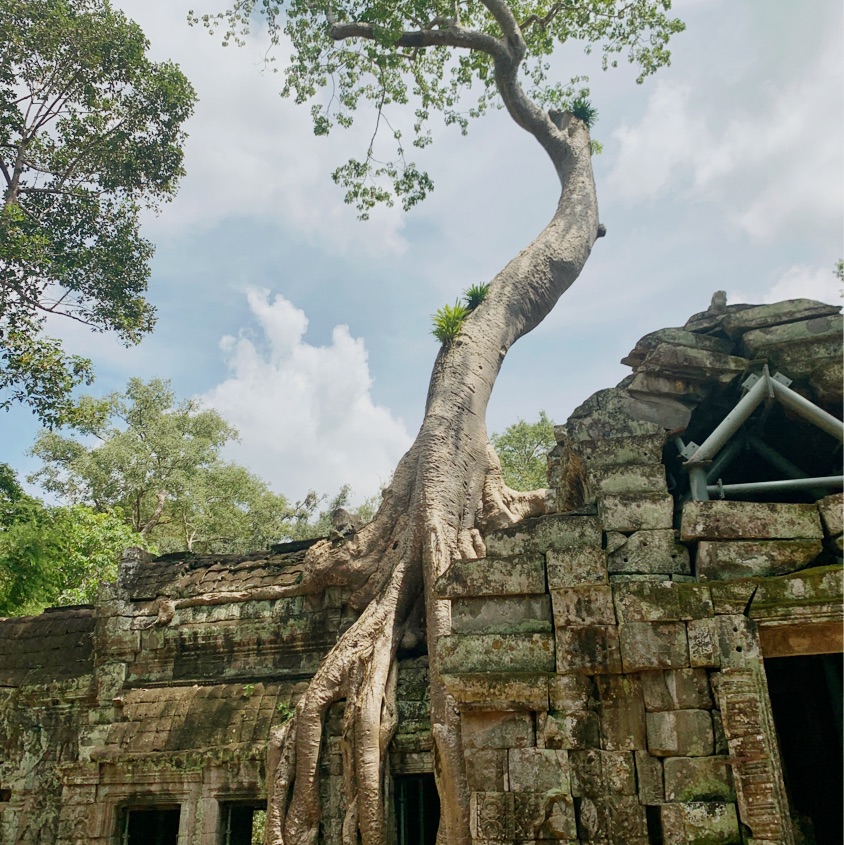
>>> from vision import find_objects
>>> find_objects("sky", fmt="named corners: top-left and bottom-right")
top-left (3, 0), bottom-right (842, 505)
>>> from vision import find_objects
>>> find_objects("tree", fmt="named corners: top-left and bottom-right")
top-left (28, 378), bottom-right (295, 554)
top-left (195, 4), bottom-right (685, 843)
top-left (0, 0), bottom-right (195, 426)
top-left (491, 410), bottom-right (556, 490)
top-left (0, 464), bottom-right (141, 615)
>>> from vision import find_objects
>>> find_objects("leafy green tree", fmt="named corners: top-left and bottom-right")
top-left (0, 463), bottom-right (141, 615)
top-left (198, 3), bottom-right (684, 841)
top-left (491, 410), bottom-right (555, 490)
top-left (0, 0), bottom-right (195, 426)
top-left (28, 378), bottom-right (300, 554)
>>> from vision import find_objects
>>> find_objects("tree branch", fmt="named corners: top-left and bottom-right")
top-left (329, 20), bottom-right (505, 59)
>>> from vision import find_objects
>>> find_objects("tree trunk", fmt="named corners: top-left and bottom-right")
top-left (261, 106), bottom-right (599, 844)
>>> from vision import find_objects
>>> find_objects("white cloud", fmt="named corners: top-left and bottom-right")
top-left (730, 264), bottom-right (842, 306)
top-left (607, 32), bottom-right (842, 241)
top-left (200, 289), bottom-right (412, 502)
top-left (114, 0), bottom-right (408, 256)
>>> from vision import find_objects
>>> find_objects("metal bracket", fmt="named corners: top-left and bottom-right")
top-left (741, 373), bottom-right (760, 393)
top-left (772, 371), bottom-right (793, 387)
top-left (679, 440), bottom-right (699, 460)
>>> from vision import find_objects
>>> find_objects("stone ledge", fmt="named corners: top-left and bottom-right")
top-left (681, 500), bottom-right (823, 542)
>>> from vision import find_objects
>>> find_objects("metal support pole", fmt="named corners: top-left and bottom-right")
top-left (686, 373), bottom-right (770, 465)
top-left (707, 476), bottom-right (844, 497)
top-left (689, 465), bottom-right (711, 501)
top-left (705, 435), bottom-right (746, 483)
top-left (770, 379), bottom-right (844, 442)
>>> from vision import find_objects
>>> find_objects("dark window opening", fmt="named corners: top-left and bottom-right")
top-left (120, 806), bottom-right (180, 845)
top-left (220, 802), bottom-right (266, 845)
top-left (766, 653), bottom-right (843, 845)
top-left (394, 774), bottom-right (439, 845)
top-left (0, 787), bottom-right (11, 802)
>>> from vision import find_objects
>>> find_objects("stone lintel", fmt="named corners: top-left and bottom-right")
top-left (681, 500), bottom-right (823, 542)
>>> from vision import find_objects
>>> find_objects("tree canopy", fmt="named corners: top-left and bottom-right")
top-left (195, 0), bottom-right (683, 215)
top-left (27, 378), bottom-right (298, 554)
top-left (0, 0), bottom-right (195, 425)
top-left (491, 409), bottom-right (555, 490)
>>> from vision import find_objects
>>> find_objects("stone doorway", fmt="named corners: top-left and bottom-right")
top-left (393, 773), bottom-right (439, 845)
top-left (765, 653), bottom-right (843, 845)
top-left (120, 805), bottom-right (181, 845)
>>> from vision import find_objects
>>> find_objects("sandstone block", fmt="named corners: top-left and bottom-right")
top-left (508, 748), bottom-right (570, 793)
top-left (564, 388), bottom-right (668, 441)
top-left (664, 756), bottom-right (735, 802)
top-left (607, 529), bottom-right (690, 575)
top-left (818, 492), bottom-right (843, 537)
top-left (556, 625), bottom-right (623, 675)
top-left (622, 328), bottom-right (732, 369)
top-left (434, 555), bottom-right (545, 598)
top-left (810, 358), bottom-right (843, 406)
top-left (599, 493), bottom-right (674, 532)
top-left (546, 546), bottom-right (608, 588)
top-left (485, 515), bottom-right (601, 557)
top-left (588, 463), bottom-right (668, 496)
top-left (438, 633), bottom-right (555, 674)
top-left (619, 621), bottom-right (689, 672)
top-left (635, 750), bottom-right (664, 804)
top-left (569, 748), bottom-right (603, 797)
top-left (595, 675), bottom-right (647, 751)
top-left (441, 672), bottom-right (549, 711)
top-left (613, 581), bottom-right (713, 622)
top-left (606, 794), bottom-right (649, 841)
top-left (552, 585), bottom-right (616, 626)
top-left (773, 338), bottom-right (842, 378)
top-left (642, 668), bottom-right (713, 711)
top-left (450, 595), bottom-right (552, 635)
top-left (574, 433), bottom-right (667, 467)
top-left (544, 710), bottom-right (600, 750)
top-left (646, 710), bottom-right (714, 757)
top-left (600, 750), bottom-right (636, 794)
top-left (470, 791), bottom-right (513, 840)
top-left (464, 749), bottom-right (507, 791)
top-left (462, 711), bottom-right (535, 749)
top-left (660, 801), bottom-right (741, 845)
top-left (741, 312), bottom-right (843, 354)
top-left (513, 792), bottom-right (578, 840)
top-left (549, 673), bottom-right (594, 712)
top-left (639, 343), bottom-right (749, 383)
top-left (696, 539), bottom-right (822, 580)
top-left (720, 298), bottom-right (840, 335)
top-left (686, 619), bottom-right (721, 668)
top-left (681, 501), bottom-right (823, 541)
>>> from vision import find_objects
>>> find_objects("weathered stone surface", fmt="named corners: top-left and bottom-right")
top-left (438, 633), bottom-right (555, 674)
top-left (810, 357), bottom-right (843, 405)
top-left (681, 500), bottom-right (823, 541)
top-left (485, 515), bottom-right (601, 557)
top-left (771, 338), bottom-right (843, 378)
top-left (556, 625), bottom-right (623, 675)
top-left (544, 710), bottom-right (600, 750)
top-left (660, 802), bottom-right (741, 845)
top-left (619, 621), bottom-right (689, 672)
top-left (635, 750), bottom-right (664, 804)
top-left (818, 492), bottom-right (843, 537)
top-left (574, 795), bottom-right (608, 839)
top-left (470, 791), bottom-right (514, 840)
top-left (572, 433), bottom-right (667, 467)
top-left (513, 791), bottom-right (578, 840)
top-left (546, 546), bottom-right (608, 589)
top-left (599, 493), bottom-right (674, 532)
top-left (642, 668), bottom-right (713, 712)
top-left (600, 750), bottom-right (637, 794)
top-left (646, 710), bottom-right (714, 757)
top-left (565, 389), bottom-right (668, 441)
top-left (696, 539), bottom-right (822, 580)
top-left (664, 756), bottom-right (734, 802)
top-left (606, 794), bottom-right (649, 842)
top-left (613, 581), bottom-right (713, 622)
top-left (569, 748), bottom-right (603, 797)
top-left (639, 343), bottom-right (749, 382)
top-left (508, 748), bottom-right (570, 792)
top-left (595, 675), bottom-right (647, 751)
top-left (434, 555), bottom-right (545, 598)
top-left (720, 299), bottom-right (840, 336)
top-left (464, 749), bottom-right (507, 791)
top-left (759, 618), bottom-right (844, 658)
top-left (622, 328), bottom-right (733, 369)
top-left (549, 673), bottom-right (594, 711)
top-left (451, 595), bottom-right (552, 635)
top-left (462, 711), bottom-right (535, 749)
top-left (552, 585), bottom-right (616, 626)
top-left (607, 529), bottom-right (690, 575)
top-left (741, 312), bottom-right (843, 354)
top-left (588, 463), bottom-right (668, 496)
top-left (686, 618), bottom-right (721, 668)
top-left (441, 673), bottom-right (549, 711)
top-left (628, 371), bottom-right (712, 403)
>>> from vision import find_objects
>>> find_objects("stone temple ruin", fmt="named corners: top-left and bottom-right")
top-left (1, 296), bottom-right (842, 845)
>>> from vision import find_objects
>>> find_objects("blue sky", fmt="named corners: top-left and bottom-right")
top-left (3, 0), bottom-right (842, 504)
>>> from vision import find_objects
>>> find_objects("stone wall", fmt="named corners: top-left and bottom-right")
top-left (0, 296), bottom-right (841, 844)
